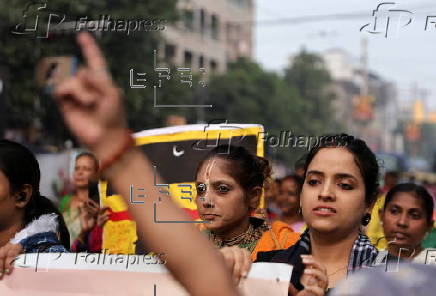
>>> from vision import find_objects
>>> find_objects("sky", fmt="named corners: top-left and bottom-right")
top-left (254, 0), bottom-right (436, 109)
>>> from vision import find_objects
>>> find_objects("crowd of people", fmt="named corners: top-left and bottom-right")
top-left (0, 32), bottom-right (435, 295)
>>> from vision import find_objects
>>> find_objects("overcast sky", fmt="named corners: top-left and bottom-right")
top-left (255, 0), bottom-right (436, 109)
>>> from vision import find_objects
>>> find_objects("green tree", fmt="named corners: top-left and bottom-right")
top-left (205, 52), bottom-right (343, 168)
top-left (205, 58), bottom-right (308, 165)
top-left (284, 49), bottom-right (341, 134)
top-left (0, 0), bottom-right (196, 146)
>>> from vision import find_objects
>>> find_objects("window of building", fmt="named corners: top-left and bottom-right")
top-left (200, 9), bottom-right (206, 35)
top-left (226, 23), bottom-right (239, 41)
top-left (165, 44), bottom-right (176, 60)
top-left (199, 55), bottom-right (205, 68)
top-left (184, 50), bottom-right (193, 66)
top-left (230, 0), bottom-right (249, 8)
top-left (211, 14), bottom-right (219, 40)
top-left (210, 59), bottom-right (218, 71)
top-left (183, 9), bottom-right (195, 31)
top-left (226, 23), bottom-right (231, 41)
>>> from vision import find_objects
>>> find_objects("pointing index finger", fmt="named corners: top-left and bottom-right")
top-left (77, 32), bottom-right (108, 72)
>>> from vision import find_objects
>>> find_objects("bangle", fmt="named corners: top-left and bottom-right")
top-left (99, 130), bottom-right (135, 173)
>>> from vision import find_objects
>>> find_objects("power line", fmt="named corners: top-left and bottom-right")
top-left (244, 12), bottom-right (371, 26)
top-left (242, 2), bottom-right (436, 27)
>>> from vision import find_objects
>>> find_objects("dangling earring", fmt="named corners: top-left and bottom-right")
top-left (297, 207), bottom-right (302, 215)
top-left (361, 213), bottom-right (371, 226)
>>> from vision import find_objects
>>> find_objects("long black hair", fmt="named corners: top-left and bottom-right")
top-left (0, 140), bottom-right (70, 249)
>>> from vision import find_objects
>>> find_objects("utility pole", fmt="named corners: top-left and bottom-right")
top-left (360, 38), bottom-right (369, 98)
top-left (357, 37), bottom-right (370, 142)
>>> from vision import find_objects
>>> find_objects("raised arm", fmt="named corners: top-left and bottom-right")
top-left (54, 32), bottom-right (239, 296)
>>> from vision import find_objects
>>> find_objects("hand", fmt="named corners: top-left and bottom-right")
top-left (0, 243), bottom-right (23, 280)
top-left (97, 207), bottom-right (110, 227)
top-left (79, 202), bottom-right (97, 234)
top-left (288, 255), bottom-right (328, 296)
top-left (53, 32), bottom-right (127, 159)
top-left (83, 199), bottom-right (100, 217)
top-left (219, 246), bottom-right (252, 285)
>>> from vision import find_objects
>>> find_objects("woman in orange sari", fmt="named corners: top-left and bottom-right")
top-left (195, 145), bottom-right (300, 267)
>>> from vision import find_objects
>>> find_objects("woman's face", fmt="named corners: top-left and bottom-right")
top-left (195, 157), bottom-right (254, 237)
top-left (0, 171), bottom-right (19, 231)
top-left (73, 156), bottom-right (97, 189)
top-left (277, 179), bottom-right (299, 214)
top-left (381, 192), bottom-right (431, 251)
top-left (265, 180), bottom-right (279, 201)
top-left (301, 148), bottom-right (368, 235)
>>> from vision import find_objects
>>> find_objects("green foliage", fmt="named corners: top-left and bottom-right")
top-left (285, 50), bottom-right (341, 134)
top-left (205, 52), bottom-right (343, 167)
top-left (0, 0), bottom-right (192, 145)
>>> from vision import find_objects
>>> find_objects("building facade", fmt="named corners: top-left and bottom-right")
top-left (321, 48), bottom-right (400, 153)
top-left (160, 0), bottom-right (254, 72)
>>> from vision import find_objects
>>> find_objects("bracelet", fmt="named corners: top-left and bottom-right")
top-left (99, 130), bottom-right (135, 173)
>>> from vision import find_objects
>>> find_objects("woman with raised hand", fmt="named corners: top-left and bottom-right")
top-left (255, 134), bottom-right (380, 295)
top-left (53, 32), bottom-right (239, 296)
top-left (0, 140), bottom-right (69, 279)
top-left (379, 183), bottom-right (434, 263)
top-left (59, 152), bottom-right (100, 245)
top-left (59, 151), bottom-right (109, 252)
top-left (195, 145), bottom-right (300, 283)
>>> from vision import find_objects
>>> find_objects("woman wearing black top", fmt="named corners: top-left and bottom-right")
top-left (256, 135), bottom-right (380, 295)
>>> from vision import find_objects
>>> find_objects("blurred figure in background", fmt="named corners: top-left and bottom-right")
top-left (264, 178), bottom-right (281, 222)
top-left (294, 156), bottom-right (306, 179)
top-left (381, 171), bottom-right (399, 194)
top-left (367, 171), bottom-right (400, 249)
top-left (422, 179), bottom-right (436, 248)
top-left (378, 183), bottom-right (434, 263)
top-left (70, 183), bottom-right (109, 253)
top-left (275, 174), bottom-right (305, 233)
top-left (59, 152), bottom-right (101, 245)
top-left (332, 263), bottom-right (436, 296)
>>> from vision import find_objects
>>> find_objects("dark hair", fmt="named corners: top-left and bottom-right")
top-left (196, 145), bottom-right (272, 193)
top-left (303, 134), bottom-right (379, 206)
top-left (384, 183), bottom-right (434, 226)
top-left (294, 155), bottom-right (306, 171)
top-left (76, 151), bottom-right (99, 171)
top-left (0, 140), bottom-right (70, 249)
top-left (281, 174), bottom-right (304, 195)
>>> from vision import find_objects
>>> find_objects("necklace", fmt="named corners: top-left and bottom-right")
top-left (323, 265), bottom-right (347, 290)
top-left (327, 265), bottom-right (348, 278)
top-left (210, 219), bottom-right (268, 252)
top-left (223, 225), bottom-right (253, 245)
